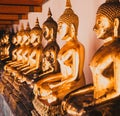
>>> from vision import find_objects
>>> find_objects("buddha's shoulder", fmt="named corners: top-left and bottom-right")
top-left (111, 39), bottom-right (120, 52)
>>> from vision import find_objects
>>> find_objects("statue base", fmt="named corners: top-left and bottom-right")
top-left (62, 92), bottom-right (120, 116)
top-left (33, 97), bottom-right (61, 116)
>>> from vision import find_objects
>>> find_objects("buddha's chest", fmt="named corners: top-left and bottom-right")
top-left (90, 45), bottom-right (113, 67)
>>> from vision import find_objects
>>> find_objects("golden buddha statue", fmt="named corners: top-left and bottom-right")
top-left (33, 0), bottom-right (85, 106)
top-left (0, 30), bottom-right (11, 60)
top-left (90, 0), bottom-right (120, 104)
top-left (16, 18), bottom-right (43, 83)
top-left (6, 23), bottom-right (31, 82)
top-left (3, 25), bottom-right (26, 85)
top-left (61, 0), bottom-right (120, 115)
top-left (0, 37), bottom-right (6, 59)
top-left (4, 28), bottom-right (23, 73)
top-left (34, 8), bottom-right (60, 82)
top-left (7, 24), bottom-right (24, 66)
top-left (12, 23), bottom-right (31, 69)
top-left (10, 24), bottom-right (26, 67)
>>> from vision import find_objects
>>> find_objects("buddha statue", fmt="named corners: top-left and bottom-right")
top-left (33, 0), bottom-right (85, 106)
top-left (10, 24), bottom-right (26, 67)
top-left (4, 35), bottom-right (18, 66)
top-left (12, 23), bottom-right (31, 69)
top-left (61, 0), bottom-right (120, 115)
top-left (0, 30), bottom-right (11, 60)
top-left (6, 24), bottom-right (24, 67)
top-left (4, 28), bottom-right (23, 73)
top-left (34, 8), bottom-right (60, 82)
top-left (3, 25), bottom-right (25, 85)
top-left (16, 18), bottom-right (43, 83)
top-left (19, 23), bottom-right (31, 65)
top-left (0, 37), bottom-right (6, 59)
top-left (90, 0), bottom-right (120, 101)
top-left (7, 23), bottom-right (32, 82)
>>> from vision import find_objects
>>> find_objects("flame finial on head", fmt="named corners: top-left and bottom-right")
top-left (26, 22), bottom-right (31, 31)
top-left (35, 17), bottom-right (40, 27)
top-left (48, 8), bottom-right (52, 17)
top-left (20, 23), bottom-right (24, 31)
top-left (66, 0), bottom-right (72, 8)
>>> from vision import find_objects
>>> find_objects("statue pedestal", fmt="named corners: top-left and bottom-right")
top-left (0, 94), bottom-right (14, 116)
top-left (32, 97), bottom-right (61, 116)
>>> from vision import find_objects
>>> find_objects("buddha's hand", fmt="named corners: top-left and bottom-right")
top-left (49, 81), bottom-right (65, 89)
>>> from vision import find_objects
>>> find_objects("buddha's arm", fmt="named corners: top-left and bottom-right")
top-left (15, 51), bottom-right (29, 69)
top-left (20, 65), bottom-right (31, 72)
top-left (8, 49), bottom-right (17, 63)
top-left (4, 60), bottom-right (17, 70)
top-left (16, 49), bottom-right (23, 61)
top-left (35, 73), bottom-right (62, 86)
top-left (66, 49), bottom-right (80, 82)
top-left (38, 66), bottom-right (54, 77)
top-left (112, 55), bottom-right (120, 93)
top-left (92, 55), bottom-right (120, 104)
top-left (51, 49), bottom-right (59, 71)
top-left (17, 52), bottom-right (30, 70)
top-left (17, 63), bottom-right (29, 70)
top-left (50, 49), bottom-right (78, 89)
top-left (23, 67), bottom-right (35, 75)
top-left (35, 50), bottom-right (42, 69)
top-left (5, 45), bottom-right (10, 55)
top-left (10, 49), bottom-right (23, 67)
top-left (11, 61), bottom-right (23, 67)
top-left (20, 60), bottom-right (31, 71)
top-left (20, 51), bottom-right (35, 71)
top-left (94, 55), bottom-right (120, 104)
top-left (5, 60), bottom-right (16, 66)
top-left (22, 50), bottom-right (28, 63)
top-left (70, 84), bottom-right (94, 96)
top-left (92, 55), bottom-right (113, 75)
top-left (60, 49), bottom-right (74, 62)
top-left (9, 60), bottom-right (22, 66)
top-left (58, 49), bottom-right (74, 75)
top-left (79, 44), bottom-right (85, 77)
top-left (23, 50), bottom-right (42, 75)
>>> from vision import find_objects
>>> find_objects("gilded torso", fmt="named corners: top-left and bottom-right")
top-left (42, 41), bottom-right (60, 73)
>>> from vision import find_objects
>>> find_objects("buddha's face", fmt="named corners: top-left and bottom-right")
top-left (5, 35), bottom-right (9, 43)
top-left (58, 22), bottom-right (68, 40)
top-left (93, 14), bottom-right (114, 39)
top-left (12, 36), bottom-right (17, 45)
top-left (42, 25), bottom-right (50, 40)
top-left (17, 35), bottom-right (22, 44)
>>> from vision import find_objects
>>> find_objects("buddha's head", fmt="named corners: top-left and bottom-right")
top-left (43, 8), bottom-right (58, 41)
top-left (22, 22), bottom-right (31, 45)
top-left (58, 0), bottom-right (79, 41)
top-left (12, 35), bottom-right (17, 45)
top-left (16, 23), bottom-right (24, 45)
top-left (30, 18), bottom-right (42, 44)
top-left (4, 30), bottom-right (10, 44)
top-left (93, 0), bottom-right (120, 39)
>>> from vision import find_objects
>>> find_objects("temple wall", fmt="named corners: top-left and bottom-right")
top-left (13, 0), bottom-right (105, 84)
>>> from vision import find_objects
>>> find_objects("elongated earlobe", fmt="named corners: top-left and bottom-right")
top-left (50, 28), bottom-right (54, 39)
top-left (114, 18), bottom-right (119, 37)
top-left (70, 24), bottom-right (76, 38)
